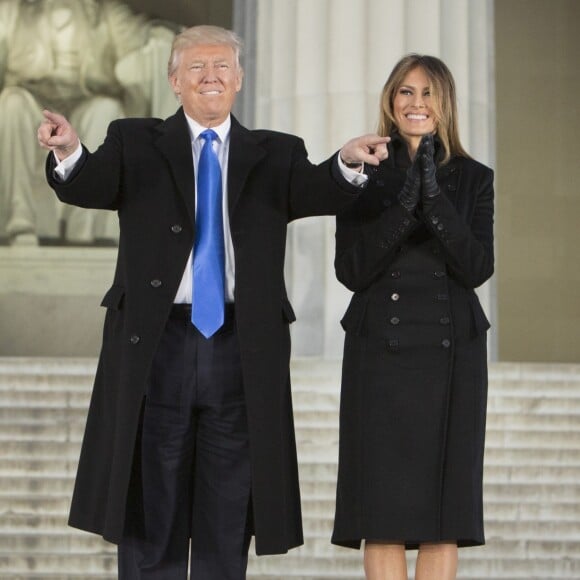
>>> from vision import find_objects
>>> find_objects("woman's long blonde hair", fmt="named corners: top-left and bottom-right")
top-left (378, 54), bottom-right (469, 164)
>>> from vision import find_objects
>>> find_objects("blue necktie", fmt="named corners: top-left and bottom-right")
top-left (191, 129), bottom-right (225, 338)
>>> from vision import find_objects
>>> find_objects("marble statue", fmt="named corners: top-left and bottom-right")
top-left (0, 0), bottom-right (178, 245)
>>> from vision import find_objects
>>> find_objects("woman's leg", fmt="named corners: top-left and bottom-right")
top-left (364, 541), bottom-right (408, 580)
top-left (415, 542), bottom-right (458, 580)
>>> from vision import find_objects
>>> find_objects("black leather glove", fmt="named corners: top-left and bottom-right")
top-left (418, 133), bottom-right (440, 207)
top-left (397, 158), bottom-right (421, 212)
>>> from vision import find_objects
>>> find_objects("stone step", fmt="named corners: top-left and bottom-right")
top-left (2, 510), bottom-right (579, 544)
top-left (4, 380), bottom-right (580, 402)
top-left (3, 492), bottom-right (579, 525)
top-left (0, 450), bottom-right (580, 484)
top-left (1, 358), bottom-right (579, 580)
top-left (295, 430), bottom-right (580, 459)
top-left (4, 407), bottom-right (580, 438)
top-left (0, 407), bottom-right (87, 424)
top-left (0, 472), bottom-right (580, 503)
top-left (3, 467), bottom-right (579, 501)
top-left (2, 359), bottom-right (580, 387)
top-left (0, 423), bottom-right (85, 442)
top-left (0, 486), bottom-right (580, 522)
top-left (487, 362), bottom-right (580, 382)
top-left (1, 540), bottom-right (580, 577)
top-left (301, 479), bottom-right (580, 504)
top-left (2, 427), bottom-right (579, 464)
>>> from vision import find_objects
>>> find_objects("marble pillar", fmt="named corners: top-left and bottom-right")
top-left (254, 0), bottom-right (496, 358)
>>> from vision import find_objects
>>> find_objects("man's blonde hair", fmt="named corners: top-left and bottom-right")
top-left (167, 25), bottom-right (243, 77)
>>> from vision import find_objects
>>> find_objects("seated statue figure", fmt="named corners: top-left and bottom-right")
top-left (0, 0), bottom-right (177, 245)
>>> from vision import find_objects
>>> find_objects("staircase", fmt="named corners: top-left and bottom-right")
top-left (0, 357), bottom-right (579, 579)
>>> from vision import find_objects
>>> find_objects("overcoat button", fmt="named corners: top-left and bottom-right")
top-left (390, 316), bottom-right (400, 325)
top-left (433, 271), bottom-right (446, 278)
top-left (447, 184), bottom-right (457, 191)
top-left (390, 293), bottom-right (400, 302)
top-left (441, 339), bottom-right (451, 348)
top-left (391, 271), bottom-right (401, 279)
top-left (387, 339), bottom-right (399, 350)
top-left (129, 335), bottom-right (141, 345)
top-left (382, 198), bottom-right (391, 207)
top-left (150, 279), bottom-right (162, 288)
top-left (431, 215), bottom-right (440, 224)
top-left (440, 317), bottom-right (450, 325)
top-left (171, 224), bottom-right (183, 233)
top-left (437, 223), bottom-right (444, 231)
top-left (402, 218), bottom-right (410, 226)
top-left (437, 293), bottom-right (449, 301)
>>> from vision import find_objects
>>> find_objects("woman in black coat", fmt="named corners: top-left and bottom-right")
top-left (332, 55), bottom-right (494, 580)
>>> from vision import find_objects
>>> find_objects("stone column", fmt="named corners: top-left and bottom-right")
top-left (254, 0), bottom-right (496, 358)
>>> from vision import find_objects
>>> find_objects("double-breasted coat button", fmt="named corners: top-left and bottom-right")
top-left (150, 279), bottom-right (162, 288)
top-left (129, 335), bottom-right (141, 345)
top-left (440, 317), bottom-right (450, 325)
top-left (441, 339), bottom-right (451, 348)
top-left (436, 223), bottom-right (444, 231)
top-left (391, 271), bottom-right (401, 279)
top-left (382, 198), bottom-right (392, 207)
top-left (447, 184), bottom-right (457, 191)
top-left (402, 218), bottom-right (410, 226)
top-left (387, 339), bottom-right (399, 350)
top-left (171, 224), bottom-right (183, 234)
top-left (390, 293), bottom-right (400, 302)
top-left (390, 316), bottom-right (400, 325)
top-left (431, 215), bottom-right (440, 225)
top-left (433, 271), bottom-right (446, 279)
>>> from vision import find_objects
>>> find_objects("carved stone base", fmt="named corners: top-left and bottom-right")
top-left (0, 247), bottom-right (116, 356)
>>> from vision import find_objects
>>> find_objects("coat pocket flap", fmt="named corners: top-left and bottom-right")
top-left (340, 295), bottom-right (368, 335)
top-left (469, 294), bottom-right (491, 336)
top-left (282, 297), bottom-right (297, 323)
top-left (100, 284), bottom-right (125, 311)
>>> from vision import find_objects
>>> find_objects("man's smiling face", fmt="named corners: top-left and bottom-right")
top-left (170, 43), bottom-right (243, 127)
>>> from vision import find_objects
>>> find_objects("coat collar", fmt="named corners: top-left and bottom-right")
top-left (153, 108), bottom-right (266, 223)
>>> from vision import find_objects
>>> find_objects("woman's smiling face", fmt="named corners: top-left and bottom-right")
top-left (393, 66), bottom-right (437, 151)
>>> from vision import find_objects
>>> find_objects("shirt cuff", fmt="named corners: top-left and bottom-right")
top-left (53, 141), bottom-right (83, 180)
top-left (337, 154), bottom-right (368, 187)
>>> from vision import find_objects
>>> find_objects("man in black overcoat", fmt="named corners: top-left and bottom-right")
top-left (37, 24), bottom-right (388, 579)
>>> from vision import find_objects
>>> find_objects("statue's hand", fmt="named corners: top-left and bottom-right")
top-left (38, 109), bottom-right (80, 161)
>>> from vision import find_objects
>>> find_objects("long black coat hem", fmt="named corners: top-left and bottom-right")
top-left (331, 535), bottom-right (485, 550)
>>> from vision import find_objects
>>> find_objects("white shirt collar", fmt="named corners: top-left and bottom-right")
top-left (183, 113), bottom-right (231, 144)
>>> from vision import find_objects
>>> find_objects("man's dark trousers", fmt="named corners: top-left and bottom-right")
top-left (118, 304), bottom-right (252, 579)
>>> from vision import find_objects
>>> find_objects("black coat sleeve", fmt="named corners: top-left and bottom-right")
top-left (45, 120), bottom-right (125, 211)
top-left (420, 165), bottom-right (494, 288)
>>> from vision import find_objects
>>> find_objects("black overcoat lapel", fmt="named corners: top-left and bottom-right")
top-left (153, 108), bottom-right (197, 225)
top-left (227, 116), bottom-right (266, 215)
